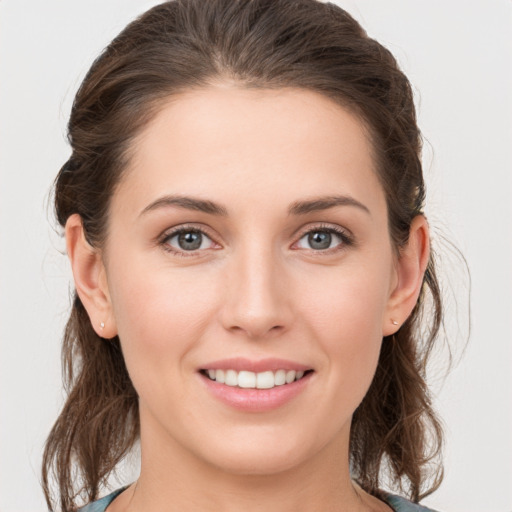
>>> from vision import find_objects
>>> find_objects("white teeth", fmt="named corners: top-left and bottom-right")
top-left (274, 369), bottom-right (286, 386)
top-left (225, 369), bottom-right (238, 386)
top-left (206, 368), bottom-right (309, 389)
top-left (285, 370), bottom-right (296, 384)
top-left (256, 371), bottom-right (274, 389)
top-left (238, 370), bottom-right (256, 388)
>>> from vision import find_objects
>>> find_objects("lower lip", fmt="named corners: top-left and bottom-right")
top-left (199, 372), bottom-right (313, 412)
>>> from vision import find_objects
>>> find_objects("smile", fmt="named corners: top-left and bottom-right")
top-left (201, 369), bottom-right (312, 389)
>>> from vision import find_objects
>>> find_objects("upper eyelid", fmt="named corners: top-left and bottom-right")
top-left (295, 222), bottom-right (350, 237)
top-left (160, 222), bottom-right (350, 239)
top-left (160, 223), bottom-right (216, 241)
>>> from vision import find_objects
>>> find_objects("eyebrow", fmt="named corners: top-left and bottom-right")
top-left (140, 195), bottom-right (228, 217)
top-left (287, 195), bottom-right (371, 216)
top-left (139, 194), bottom-right (370, 217)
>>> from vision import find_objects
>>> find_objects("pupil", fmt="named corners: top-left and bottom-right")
top-left (309, 231), bottom-right (331, 250)
top-left (178, 231), bottom-right (202, 250)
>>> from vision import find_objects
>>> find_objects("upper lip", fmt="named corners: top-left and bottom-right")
top-left (199, 357), bottom-right (312, 373)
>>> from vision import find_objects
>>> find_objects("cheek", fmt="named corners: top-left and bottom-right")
top-left (108, 261), bottom-right (219, 369)
top-left (300, 261), bottom-right (391, 396)
top-left (303, 257), bottom-right (391, 337)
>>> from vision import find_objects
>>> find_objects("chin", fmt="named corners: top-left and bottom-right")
top-left (211, 449), bottom-right (307, 477)
top-left (190, 428), bottom-right (324, 477)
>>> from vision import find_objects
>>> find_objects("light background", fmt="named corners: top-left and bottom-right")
top-left (0, 1), bottom-right (511, 511)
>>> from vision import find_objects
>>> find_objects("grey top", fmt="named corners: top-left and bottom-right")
top-left (79, 487), bottom-right (440, 512)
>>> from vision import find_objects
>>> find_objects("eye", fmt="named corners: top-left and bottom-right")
top-left (161, 227), bottom-right (217, 255)
top-left (295, 226), bottom-right (352, 251)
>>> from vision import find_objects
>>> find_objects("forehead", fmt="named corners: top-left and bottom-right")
top-left (118, 85), bottom-right (385, 217)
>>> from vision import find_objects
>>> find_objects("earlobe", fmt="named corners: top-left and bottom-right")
top-left (65, 214), bottom-right (117, 339)
top-left (383, 215), bottom-right (430, 337)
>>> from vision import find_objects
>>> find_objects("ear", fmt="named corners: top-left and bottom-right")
top-left (383, 215), bottom-right (430, 336)
top-left (65, 214), bottom-right (118, 339)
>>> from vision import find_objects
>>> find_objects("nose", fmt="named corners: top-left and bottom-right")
top-left (219, 242), bottom-right (293, 340)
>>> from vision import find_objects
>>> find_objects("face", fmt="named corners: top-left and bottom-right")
top-left (99, 86), bottom-right (399, 476)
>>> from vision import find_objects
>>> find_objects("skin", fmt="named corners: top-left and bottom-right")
top-left (66, 86), bottom-right (429, 512)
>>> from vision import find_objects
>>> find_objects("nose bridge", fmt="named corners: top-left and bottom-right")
top-left (221, 235), bottom-right (292, 339)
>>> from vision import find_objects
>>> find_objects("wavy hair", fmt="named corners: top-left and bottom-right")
top-left (43, 1), bottom-right (445, 510)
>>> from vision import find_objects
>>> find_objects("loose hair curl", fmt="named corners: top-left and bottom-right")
top-left (43, 1), bottom-right (444, 510)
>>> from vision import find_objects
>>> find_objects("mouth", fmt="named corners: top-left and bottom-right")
top-left (199, 368), bottom-right (314, 390)
top-left (198, 358), bottom-right (315, 411)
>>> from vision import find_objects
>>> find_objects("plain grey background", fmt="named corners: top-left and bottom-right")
top-left (1, 1), bottom-right (511, 511)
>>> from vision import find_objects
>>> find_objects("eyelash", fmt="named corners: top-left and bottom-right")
top-left (158, 223), bottom-right (354, 258)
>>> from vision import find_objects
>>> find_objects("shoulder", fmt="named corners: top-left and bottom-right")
top-left (77, 488), bottom-right (440, 512)
top-left (383, 493), bottom-right (441, 512)
top-left (78, 488), bottom-right (127, 512)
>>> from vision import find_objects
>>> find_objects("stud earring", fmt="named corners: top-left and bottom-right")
top-left (391, 319), bottom-right (399, 326)
top-left (100, 321), bottom-right (105, 329)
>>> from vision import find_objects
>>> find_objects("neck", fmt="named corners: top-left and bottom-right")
top-left (111, 405), bottom-right (391, 512)
top-left (116, 431), bottom-right (379, 512)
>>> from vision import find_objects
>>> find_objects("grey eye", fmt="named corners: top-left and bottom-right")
top-left (166, 230), bottom-right (213, 252)
top-left (296, 229), bottom-right (346, 251)
top-left (307, 231), bottom-right (332, 250)
top-left (177, 231), bottom-right (203, 250)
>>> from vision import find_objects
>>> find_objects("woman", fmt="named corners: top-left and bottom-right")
top-left (42, 0), bottom-right (445, 510)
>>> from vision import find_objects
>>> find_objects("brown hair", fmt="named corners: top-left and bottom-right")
top-left (43, 0), bottom-right (444, 510)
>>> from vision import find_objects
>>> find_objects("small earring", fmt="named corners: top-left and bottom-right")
top-left (391, 319), bottom-right (399, 326)
top-left (100, 322), bottom-right (105, 329)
